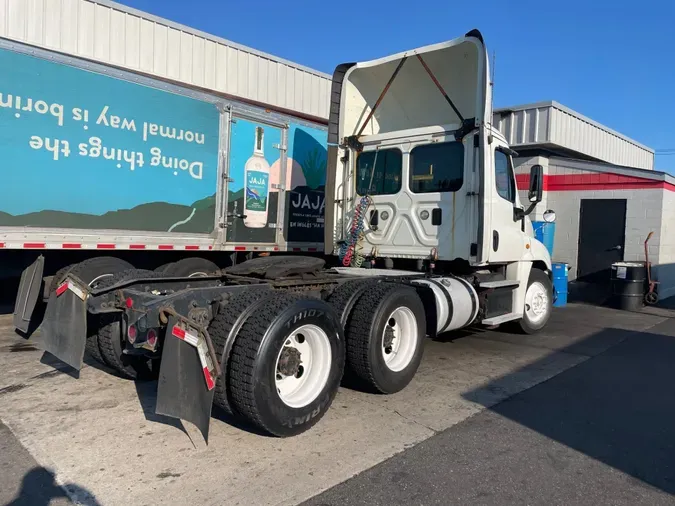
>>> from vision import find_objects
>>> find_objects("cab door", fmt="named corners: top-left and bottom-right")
top-left (486, 140), bottom-right (529, 262)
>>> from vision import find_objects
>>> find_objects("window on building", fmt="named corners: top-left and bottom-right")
top-left (410, 141), bottom-right (464, 193)
top-left (355, 148), bottom-right (402, 196)
top-left (494, 149), bottom-right (516, 202)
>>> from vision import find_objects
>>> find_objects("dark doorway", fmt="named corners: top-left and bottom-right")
top-left (577, 199), bottom-right (627, 281)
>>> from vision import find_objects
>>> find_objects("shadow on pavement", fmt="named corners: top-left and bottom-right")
top-left (4, 466), bottom-right (101, 506)
top-left (462, 324), bottom-right (675, 496)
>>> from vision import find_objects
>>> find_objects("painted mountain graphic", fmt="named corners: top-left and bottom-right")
top-left (0, 194), bottom-right (218, 234)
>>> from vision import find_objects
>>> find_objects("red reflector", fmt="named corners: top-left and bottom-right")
top-left (125, 297), bottom-right (133, 309)
top-left (147, 329), bottom-right (158, 347)
top-left (55, 282), bottom-right (68, 296)
top-left (203, 367), bottom-right (215, 391)
top-left (172, 326), bottom-right (186, 339)
top-left (127, 325), bottom-right (137, 343)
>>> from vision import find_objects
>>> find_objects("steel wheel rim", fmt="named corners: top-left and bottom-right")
top-left (381, 306), bottom-right (418, 372)
top-left (525, 281), bottom-right (549, 324)
top-left (274, 324), bottom-right (332, 408)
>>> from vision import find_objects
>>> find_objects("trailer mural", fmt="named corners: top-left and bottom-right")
top-left (226, 118), bottom-right (327, 244)
top-left (0, 47), bottom-right (221, 234)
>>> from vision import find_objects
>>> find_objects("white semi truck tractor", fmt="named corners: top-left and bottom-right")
top-left (24, 29), bottom-right (555, 441)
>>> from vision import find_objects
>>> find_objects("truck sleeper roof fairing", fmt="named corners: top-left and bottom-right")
top-left (328, 29), bottom-right (490, 146)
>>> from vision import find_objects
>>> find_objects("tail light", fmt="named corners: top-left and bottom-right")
top-left (147, 328), bottom-right (158, 348)
top-left (127, 324), bottom-right (137, 343)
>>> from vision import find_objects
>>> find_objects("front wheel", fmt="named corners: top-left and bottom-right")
top-left (517, 269), bottom-right (553, 334)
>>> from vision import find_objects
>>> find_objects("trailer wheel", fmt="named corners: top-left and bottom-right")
top-left (516, 269), bottom-right (553, 334)
top-left (63, 257), bottom-right (134, 365)
top-left (93, 269), bottom-right (163, 380)
top-left (209, 288), bottom-right (271, 416)
top-left (228, 294), bottom-right (345, 436)
top-left (160, 257), bottom-right (219, 277)
top-left (345, 283), bottom-right (426, 394)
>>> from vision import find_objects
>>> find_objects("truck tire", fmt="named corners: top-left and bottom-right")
top-left (63, 257), bottom-right (134, 365)
top-left (92, 269), bottom-right (163, 380)
top-left (345, 282), bottom-right (426, 394)
top-left (210, 288), bottom-right (271, 416)
top-left (228, 293), bottom-right (345, 437)
top-left (516, 268), bottom-right (553, 334)
top-left (154, 262), bottom-right (175, 274)
top-left (326, 279), bottom-right (381, 326)
top-left (160, 257), bottom-right (219, 277)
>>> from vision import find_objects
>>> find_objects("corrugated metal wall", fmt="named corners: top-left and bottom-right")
top-left (0, 0), bottom-right (332, 120)
top-left (494, 102), bottom-right (655, 171)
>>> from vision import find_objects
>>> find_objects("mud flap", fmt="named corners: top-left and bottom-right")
top-left (13, 255), bottom-right (45, 334)
top-left (156, 317), bottom-right (216, 443)
top-left (40, 287), bottom-right (88, 371)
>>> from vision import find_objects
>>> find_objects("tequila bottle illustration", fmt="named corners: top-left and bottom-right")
top-left (243, 126), bottom-right (270, 228)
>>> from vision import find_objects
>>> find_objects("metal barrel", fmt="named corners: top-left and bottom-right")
top-left (610, 262), bottom-right (647, 311)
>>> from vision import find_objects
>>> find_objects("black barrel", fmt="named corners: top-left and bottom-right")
top-left (610, 262), bottom-right (647, 311)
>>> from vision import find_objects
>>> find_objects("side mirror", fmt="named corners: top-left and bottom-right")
top-left (528, 164), bottom-right (544, 203)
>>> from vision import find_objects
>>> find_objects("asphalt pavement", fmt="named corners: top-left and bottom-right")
top-left (303, 318), bottom-right (675, 505)
top-left (1, 301), bottom-right (674, 505)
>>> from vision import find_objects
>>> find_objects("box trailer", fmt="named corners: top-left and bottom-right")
top-left (2, 34), bottom-right (334, 328)
top-left (15, 29), bottom-right (558, 441)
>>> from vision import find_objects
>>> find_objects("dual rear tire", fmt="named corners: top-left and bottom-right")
top-left (210, 282), bottom-right (427, 436)
top-left (211, 293), bottom-right (345, 437)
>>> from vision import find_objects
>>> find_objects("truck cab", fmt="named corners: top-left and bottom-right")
top-left (325, 29), bottom-right (553, 330)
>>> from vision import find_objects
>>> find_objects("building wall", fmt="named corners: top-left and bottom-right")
top-left (516, 157), bottom-right (666, 283)
top-left (0, 0), bottom-right (332, 120)
top-left (656, 190), bottom-right (675, 299)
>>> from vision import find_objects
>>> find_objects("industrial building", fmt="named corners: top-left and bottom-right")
top-left (495, 101), bottom-right (675, 300)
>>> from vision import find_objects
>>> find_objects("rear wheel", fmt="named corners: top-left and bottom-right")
top-left (210, 288), bottom-right (271, 416)
top-left (92, 269), bottom-right (163, 380)
top-left (63, 257), bottom-right (134, 365)
top-left (228, 293), bottom-right (345, 436)
top-left (160, 257), bottom-right (219, 277)
top-left (344, 283), bottom-right (426, 394)
top-left (516, 268), bottom-right (553, 334)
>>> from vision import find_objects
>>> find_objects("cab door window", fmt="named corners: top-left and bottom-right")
top-left (494, 149), bottom-right (516, 203)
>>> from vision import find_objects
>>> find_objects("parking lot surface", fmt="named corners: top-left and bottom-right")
top-left (0, 303), bottom-right (669, 505)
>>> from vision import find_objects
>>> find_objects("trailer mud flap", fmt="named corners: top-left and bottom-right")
top-left (40, 287), bottom-right (88, 371)
top-left (13, 255), bottom-right (45, 334)
top-left (156, 317), bottom-right (215, 443)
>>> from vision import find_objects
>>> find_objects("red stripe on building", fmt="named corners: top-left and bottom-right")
top-left (62, 243), bottom-right (82, 249)
top-left (184, 245), bottom-right (200, 250)
top-left (96, 244), bottom-right (116, 249)
top-left (516, 173), bottom-right (675, 192)
top-left (158, 245), bottom-right (174, 250)
top-left (24, 243), bottom-right (45, 248)
top-left (129, 244), bottom-right (146, 250)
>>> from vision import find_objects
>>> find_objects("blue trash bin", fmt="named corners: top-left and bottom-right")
top-left (552, 262), bottom-right (568, 307)
top-left (533, 221), bottom-right (556, 257)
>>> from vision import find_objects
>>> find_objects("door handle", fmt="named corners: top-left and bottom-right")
top-left (369, 209), bottom-right (379, 231)
top-left (609, 245), bottom-right (622, 251)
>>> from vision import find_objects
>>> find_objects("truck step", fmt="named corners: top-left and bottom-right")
top-left (481, 312), bottom-right (522, 325)
top-left (479, 280), bottom-right (520, 289)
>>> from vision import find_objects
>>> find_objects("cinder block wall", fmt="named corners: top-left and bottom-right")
top-left (515, 157), bottom-right (665, 282)
top-left (656, 190), bottom-right (675, 299)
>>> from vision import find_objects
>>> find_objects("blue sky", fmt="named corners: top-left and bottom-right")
top-left (118, 0), bottom-right (674, 172)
